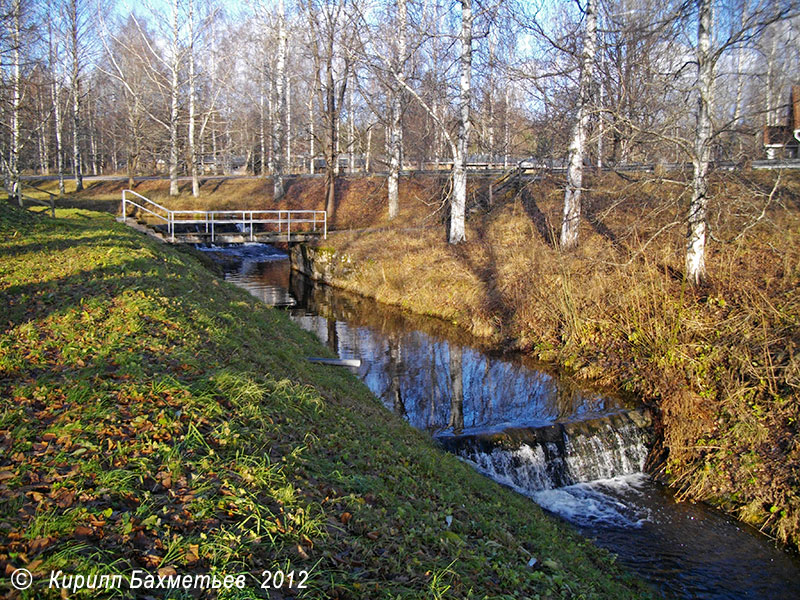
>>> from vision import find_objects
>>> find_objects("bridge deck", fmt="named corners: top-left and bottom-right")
top-left (161, 231), bottom-right (322, 244)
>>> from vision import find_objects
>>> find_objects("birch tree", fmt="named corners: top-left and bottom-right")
top-left (683, 0), bottom-right (793, 285)
top-left (560, 0), bottom-right (596, 251)
top-left (100, 3), bottom-right (188, 196)
top-left (187, 0), bottom-right (199, 197)
top-left (305, 0), bottom-right (358, 219)
top-left (48, 17), bottom-right (66, 195)
top-left (387, 0), bottom-right (407, 220)
top-left (167, 0), bottom-right (180, 196)
top-left (273, 0), bottom-right (288, 200)
top-left (7, 0), bottom-right (22, 203)
top-left (66, 0), bottom-right (86, 191)
top-left (685, 0), bottom-right (712, 285)
top-left (450, 0), bottom-right (473, 244)
top-left (384, 0), bottom-right (474, 243)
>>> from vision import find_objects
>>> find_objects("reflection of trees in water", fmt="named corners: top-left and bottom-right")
top-left (388, 336), bottom-right (405, 418)
top-left (448, 344), bottom-right (464, 434)
top-left (326, 318), bottom-right (338, 353)
top-left (289, 300), bottom-right (622, 435)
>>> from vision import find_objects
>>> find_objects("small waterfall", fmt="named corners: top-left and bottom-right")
top-left (438, 410), bottom-right (651, 493)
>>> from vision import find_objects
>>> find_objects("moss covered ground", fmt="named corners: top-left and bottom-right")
top-left (0, 203), bottom-right (653, 599)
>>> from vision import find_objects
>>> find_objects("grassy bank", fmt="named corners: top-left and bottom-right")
top-left (291, 171), bottom-right (800, 548)
top-left (0, 203), bottom-right (652, 599)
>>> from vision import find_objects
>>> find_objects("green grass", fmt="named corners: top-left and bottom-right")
top-left (0, 203), bottom-right (653, 599)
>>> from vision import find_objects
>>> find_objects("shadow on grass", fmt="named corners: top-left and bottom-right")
top-left (0, 231), bottom-right (143, 260)
top-left (520, 185), bottom-right (556, 246)
top-left (0, 258), bottom-right (169, 328)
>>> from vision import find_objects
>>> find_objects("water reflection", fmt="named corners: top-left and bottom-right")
top-left (284, 273), bottom-right (625, 434)
top-left (290, 315), bottom-right (622, 435)
top-left (204, 244), bottom-right (627, 433)
top-left (204, 244), bottom-right (296, 307)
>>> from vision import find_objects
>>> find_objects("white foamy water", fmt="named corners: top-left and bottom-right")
top-left (463, 443), bottom-right (555, 492)
top-left (532, 474), bottom-right (652, 528)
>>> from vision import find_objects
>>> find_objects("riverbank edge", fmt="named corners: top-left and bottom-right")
top-left (289, 240), bottom-right (798, 550)
top-left (0, 205), bottom-right (654, 599)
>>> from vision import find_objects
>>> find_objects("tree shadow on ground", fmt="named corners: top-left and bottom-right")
top-left (453, 220), bottom-right (516, 327)
top-left (519, 185), bottom-right (556, 246)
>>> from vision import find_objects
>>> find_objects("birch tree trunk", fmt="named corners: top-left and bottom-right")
top-left (365, 125), bottom-right (371, 172)
top-left (51, 25), bottom-right (65, 197)
top-left (503, 87), bottom-right (510, 169)
top-left (348, 76), bottom-right (354, 172)
top-left (88, 95), bottom-right (98, 175)
top-left (686, 0), bottom-right (713, 286)
top-left (9, 0), bottom-right (21, 204)
top-left (560, 0), bottom-right (596, 250)
top-left (37, 87), bottom-right (49, 174)
top-left (188, 0), bottom-right (199, 197)
top-left (273, 0), bottom-right (288, 200)
top-left (68, 0), bottom-right (84, 192)
top-left (260, 66), bottom-right (266, 176)
top-left (286, 78), bottom-right (291, 170)
top-left (267, 77), bottom-right (274, 174)
top-left (450, 0), bottom-right (473, 244)
top-left (308, 96), bottom-right (315, 174)
top-left (168, 0), bottom-right (180, 196)
top-left (388, 0), bottom-right (407, 220)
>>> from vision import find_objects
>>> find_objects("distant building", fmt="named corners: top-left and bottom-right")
top-left (764, 85), bottom-right (800, 159)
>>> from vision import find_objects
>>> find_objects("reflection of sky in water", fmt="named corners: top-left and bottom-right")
top-left (198, 244), bottom-right (296, 307)
top-left (291, 315), bottom-right (619, 434)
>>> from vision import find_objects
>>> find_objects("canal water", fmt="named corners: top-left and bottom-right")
top-left (200, 243), bottom-right (800, 600)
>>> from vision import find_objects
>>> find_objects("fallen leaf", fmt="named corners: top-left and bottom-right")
top-left (142, 554), bottom-right (162, 568)
top-left (28, 537), bottom-right (54, 553)
top-left (55, 491), bottom-right (75, 508)
top-left (158, 566), bottom-right (177, 577)
top-left (185, 544), bottom-right (200, 564)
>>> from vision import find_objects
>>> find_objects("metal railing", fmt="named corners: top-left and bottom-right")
top-left (121, 189), bottom-right (327, 243)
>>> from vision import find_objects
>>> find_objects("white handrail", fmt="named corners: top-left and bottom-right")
top-left (121, 189), bottom-right (327, 243)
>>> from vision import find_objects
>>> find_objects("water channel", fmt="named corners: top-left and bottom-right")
top-left (200, 243), bottom-right (800, 599)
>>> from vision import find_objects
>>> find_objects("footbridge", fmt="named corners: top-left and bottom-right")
top-left (119, 189), bottom-right (326, 244)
